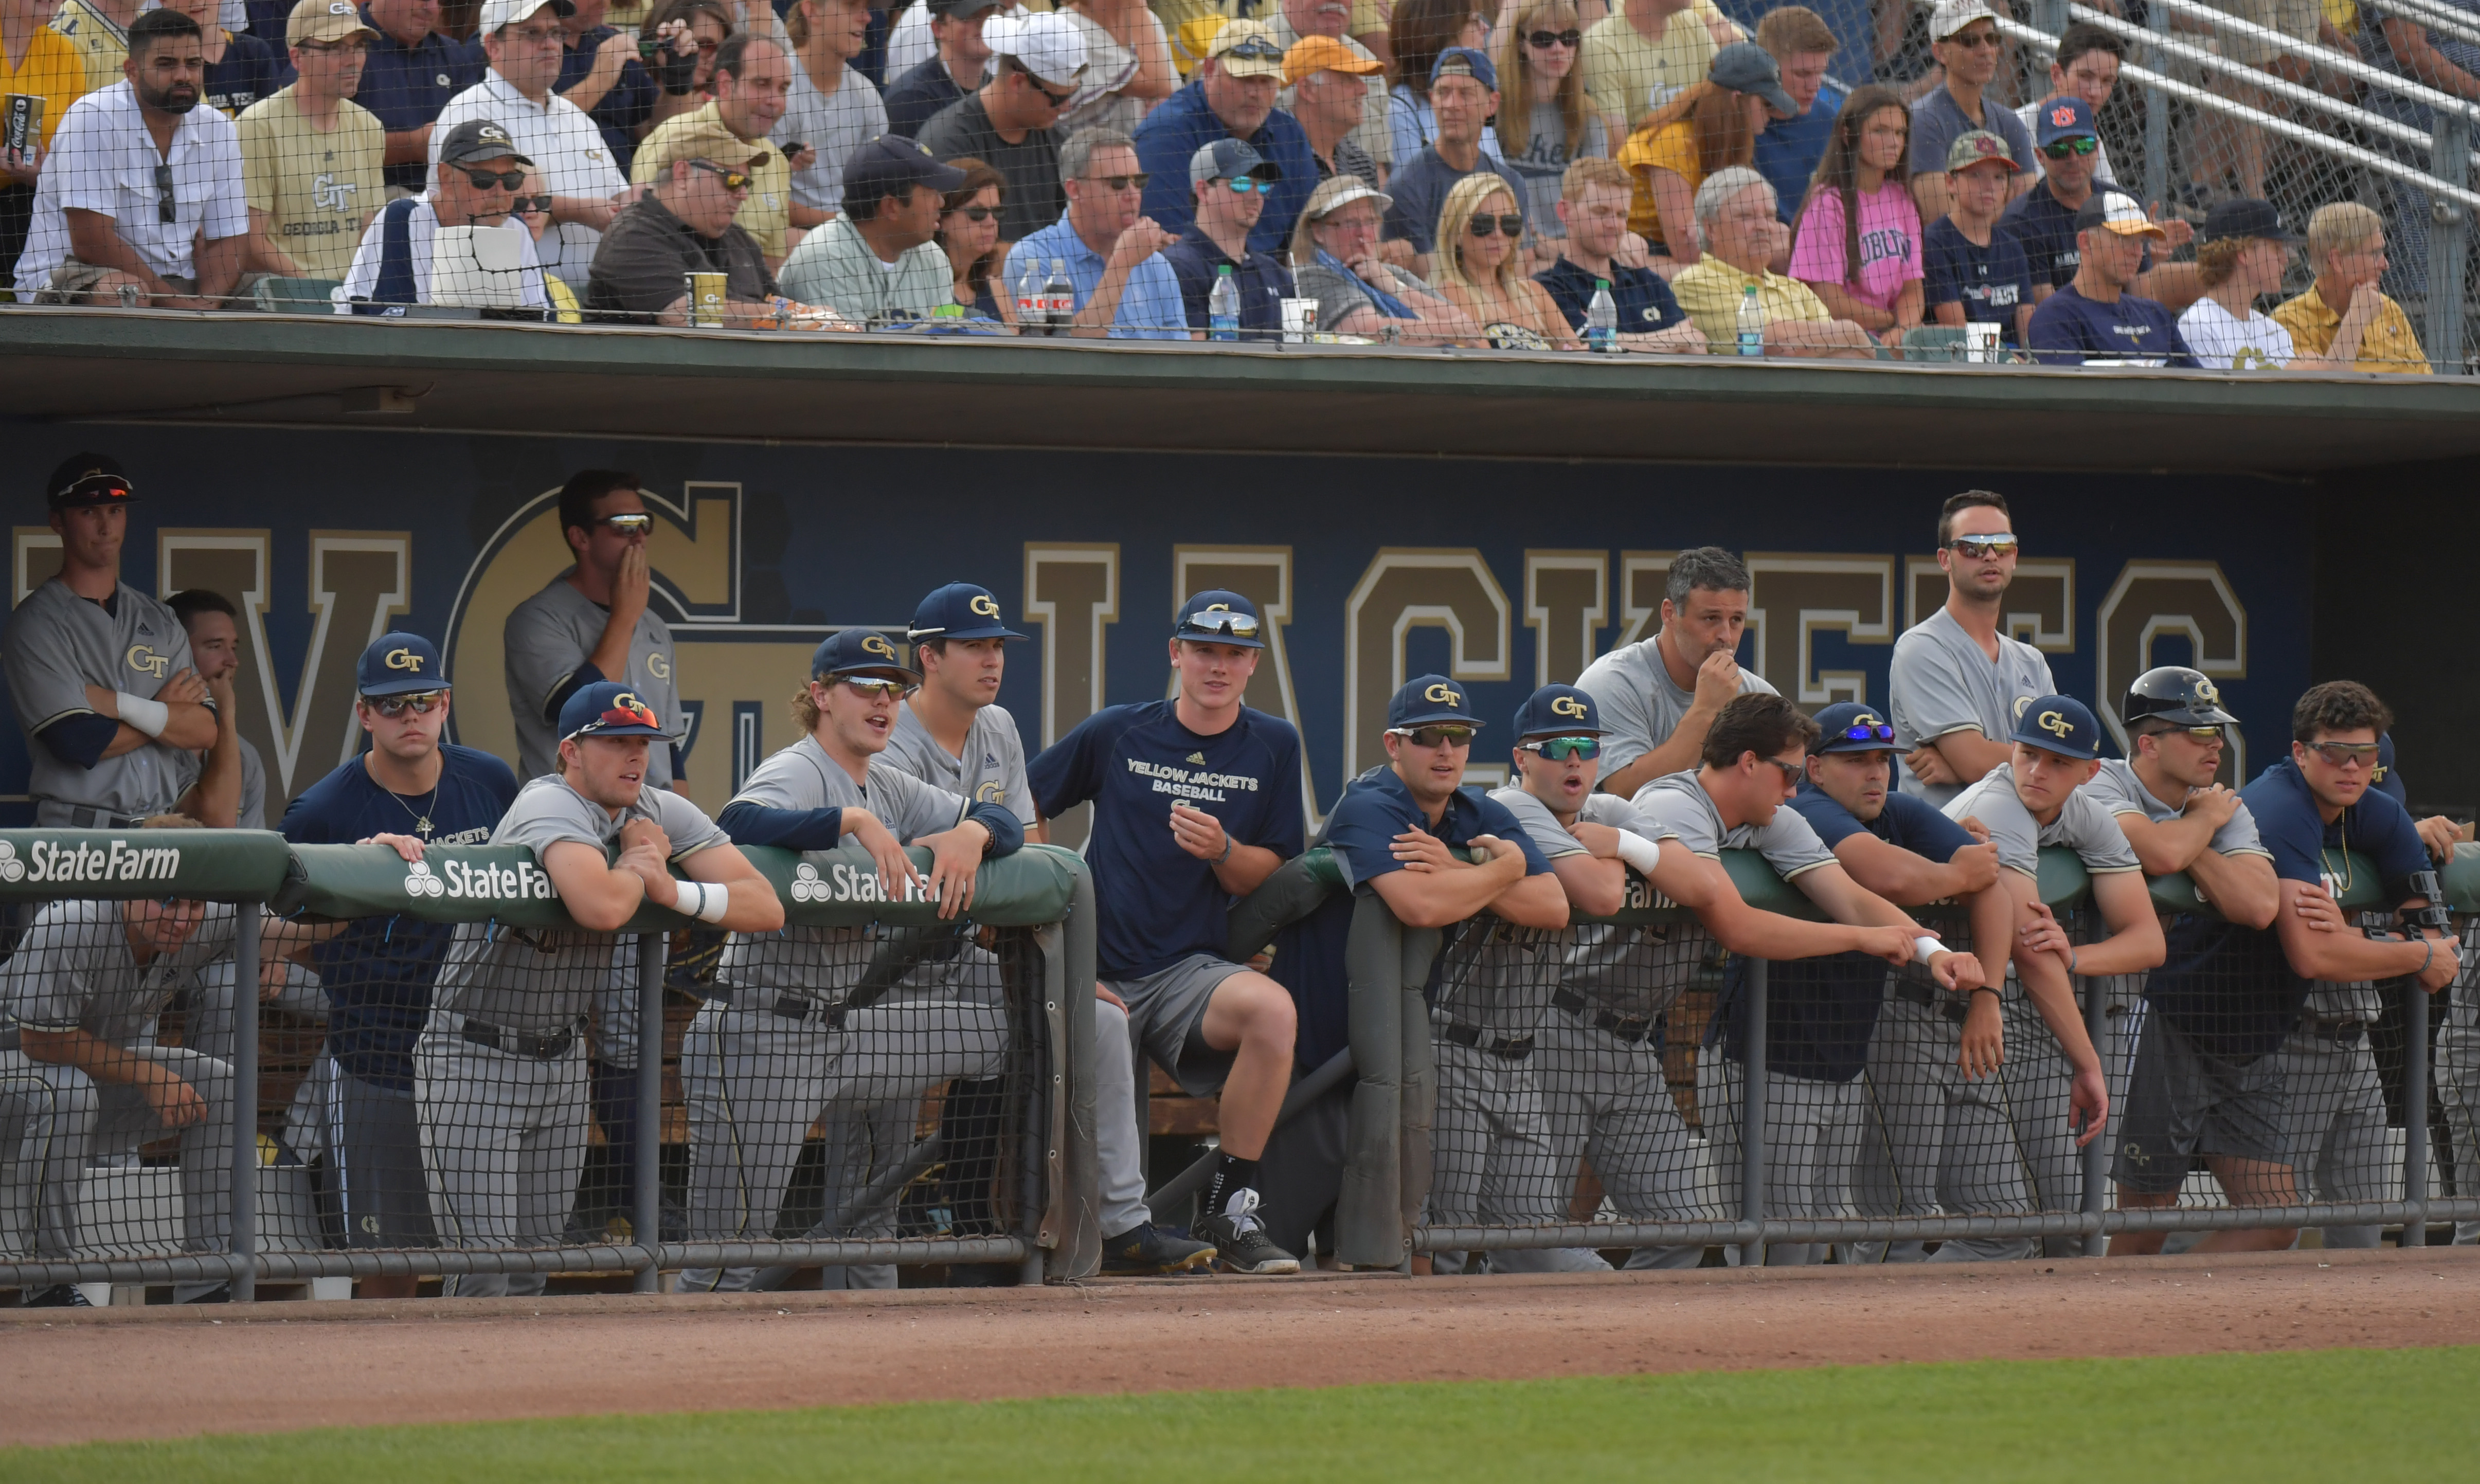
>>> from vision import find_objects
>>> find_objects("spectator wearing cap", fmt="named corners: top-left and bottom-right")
top-left (1162, 136), bottom-right (1296, 337)
top-left (2011, 22), bottom-right (2120, 189)
top-left (587, 121), bottom-right (777, 323)
top-left (778, 133), bottom-right (960, 320)
top-left (235, 0), bottom-right (384, 281)
top-left (1536, 156), bottom-right (1702, 350)
top-left (1383, 0), bottom-right (1500, 167)
top-left (431, 0), bottom-right (631, 281)
top-left (1132, 20), bottom-right (1317, 253)
top-left (341, 116), bottom-right (554, 313)
top-left (1612, 40), bottom-right (1790, 273)
top-left (15, 10), bottom-right (249, 306)
top-left (632, 31), bottom-right (797, 268)
top-left (1922, 129), bottom-right (2032, 347)
top-left (1383, 46), bottom-right (1524, 276)
top-left (1578, 0), bottom-right (1741, 141)
top-left (0, 0), bottom-right (88, 287)
top-left (1051, 0), bottom-right (1176, 144)
top-left (1750, 5), bottom-right (1840, 228)
top-left (355, 0), bottom-right (486, 193)
top-left (776, 0), bottom-right (887, 225)
top-left (2025, 189), bottom-right (2198, 367)
top-left (883, 0), bottom-right (995, 139)
top-left (918, 8), bottom-right (1081, 243)
top-left (1905, 0), bottom-right (2032, 225)
top-left (2, 454), bottom-right (218, 828)
top-left (998, 124), bottom-right (1186, 338)
top-left (553, 0), bottom-right (668, 176)
top-left (1670, 167), bottom-right (1874, 355)
top-left (1997, 94), bottom-right (2196, 311)
top-left (1789, 84), bottom-right (1922, 349)
top-left (1274, 0), bottom-right (1388, 185)
top-left (2179, 197), bottom-right (2317, 370)
top-left (2272, 201), bottom-right (2431, 374)
top-left (1288, 171), bottom-right (1481, 339)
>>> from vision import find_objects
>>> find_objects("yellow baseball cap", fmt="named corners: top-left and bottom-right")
top-left (287, 0), bottom-right (378, 45)
top-left (638, 113), bottom-right (772, 180)
top-left (1283, 34), bottom-right (1381, 87)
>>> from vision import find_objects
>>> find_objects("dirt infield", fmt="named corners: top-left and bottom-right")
top-left (5, 1247), bottom-right (2476, 1449)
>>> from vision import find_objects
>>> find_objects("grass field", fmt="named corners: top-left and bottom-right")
top-left (9, 1346), bottom-right (2473, 1481)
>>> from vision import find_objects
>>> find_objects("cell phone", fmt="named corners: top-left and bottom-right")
top-left (782, 141), bottom-right (806, 155)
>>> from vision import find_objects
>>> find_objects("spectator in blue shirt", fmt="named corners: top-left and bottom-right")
top-left (555, 0), bottom-right (680, 174)
top-left (1535, 156), bottom-right (1704, 349)
top-left (1922, 129), bottom-right (2033, 345)
top-left (1132, 21), bottom-right (1317, 255)
top-left (1383, 46), bottom-right (1524, 271)
top-left (2026, 189), bottom-right (2198, 367)
top-left (359, 0), bottom-right (487, 190)
top-left (1162, 137), bottom-right (1295, 337)
top-left (1751, 5), bottom-right (1842, 226)
top-left (998, 125), bottom-right (1188, 338)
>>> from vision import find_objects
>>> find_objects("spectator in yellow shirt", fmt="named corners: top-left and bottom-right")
top-left (1669, 165), bottom-right (1873, 356)
top-left (2, 0), bottom-right (89, 285)
top-left (2271, 201), bottom-right (2431, 374)
top-left (1579, 0), bottom-right (1739, 141)
top-left (1614, 40), bottom-right (1788, 272)
top-left (235, 0), bottom-right (385, 281)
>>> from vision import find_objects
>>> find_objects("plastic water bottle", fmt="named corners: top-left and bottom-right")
top-left (1016, 258), bottom-right (1044, 334)
top-left (1736, 282), bottom-right (1765, 358)
top-left (1042, 257), bottom-right (1074, 335)
top-left (1585, 279), bottom-right (1618, 353)
top-left (1208, 264), bottom-right (1239, 342)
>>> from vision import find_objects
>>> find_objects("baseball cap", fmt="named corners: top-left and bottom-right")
top-left (1810, 701), bottom-right (1901, 753)
top-left (1304, 175), bottom-right (1393, 221)
top-left (1946, 129), bottom-right (2018, 173)
top-left (1191, 136), bottom-right (1278, 187)
top-left (45, 452), bottom-right (134, 510)
top-left (2198, 196), bottom-right (2299, 245)
top-left (1388, 674), bottom-right (1479, 731)
top-left (1709, 41), bottom-right (1796, 119)
top-left (477, 0), bottom-right (572, 33)
top-left (1430, 45), bottom-right (1496, 91)
top-left (811, 629), bottom-right (922, 683)
top-left (1284, 34), bottom-right (1380, 86)
top-left (286, 0), bottom-right (377, 46)
top-left (909, 582), bottom-right (1026, 642)
top-left (1209, 19), bottom-right (1287, 79)
top-left (2008, 695), bottom-right (2111, 760)
top-left (1512, 684), bottom-right (1600, 739)
top-left (437, 118), bottom-right (533, 168)
top-left (926, 0), bottom-right (1003, 17)
top-left (559, 681), bottom-right (669, 743)
top-left (357, 632), bottom-right (447, 699)
top-left (844, 134), bottom-right (966, 209)
top-left (986, 10), bottom-right (1088, 89)
top-left (2122, 666), bottom-right (2238, 728)
top-left (635, 114), bottom-right (771, 179)
top-left (2073, 189), bottom-right (2166, 239)
top-left (1930, 0), bottom-right (1998, 41)
top-left (2034, 94), bottom-right (2097, 148)
top-left (1173, 590), bottom-right (1265, 648)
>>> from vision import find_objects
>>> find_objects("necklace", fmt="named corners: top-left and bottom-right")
top-left (381, 762), bottom-right (442, 838)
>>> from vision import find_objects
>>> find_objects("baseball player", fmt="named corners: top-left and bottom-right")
top-left (2115, 681), bottom-right (2457, 1255)
top-left (1775, 703), bottom-right (2010, 1265)
top-left (166, 589), bottom-right (262, 829)
top-left (420, 681), bottom-right (777, 1298)
top-left (1574, 546), bottom-right (1775, 803)
top-left (0, 817), bottom-right (238, 1306)
top-left (883, 583), bottom-right (1211, 1278)
top-left (1028, 592), bottom-right (1308, 1275)
top-left (1944, 696), bottom-right (2162, 1258)
top-left (1889, 492), bottom-right (2054, 808)
top-left (680, 630), bottom-right (1028, 1293)
top-left (2377, 740), bottom-right (2480, 1247)
top-left (3, 454), bottom-right (219, 828)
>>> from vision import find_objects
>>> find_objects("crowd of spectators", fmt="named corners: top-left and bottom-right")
top-left (0, 0), bottom-right (2453, 367)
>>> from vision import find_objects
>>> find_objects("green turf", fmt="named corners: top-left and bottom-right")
top-left (10, 1346), bottom-right (2473, 1482)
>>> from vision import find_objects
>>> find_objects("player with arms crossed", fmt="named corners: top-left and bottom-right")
top-left (1890, 491), bottom-right (2053, 808)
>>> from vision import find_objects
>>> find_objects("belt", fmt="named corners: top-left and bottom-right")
top-left (1440, 1022), bottom-right (1533, 1059)
top-left (757, 994), bottom-right (846, 1029)
top-left (2296, 1014), bottom-right (2370, 1046)
top-left (459, 1018), bottom-right (577, 1059)
top-left (1893, 979), bottom-right (1970, 1025)
top-left (1551, 988), bottom-right (1658, 1045)
top-left (60, 806), bottom-right (148, 829)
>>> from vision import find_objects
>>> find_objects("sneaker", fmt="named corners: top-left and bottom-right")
top-left (1099, 1222), bottom-right (1216, 1276)
top-left (1192, 1190), bottom-right (1300, 1276)
top-left (22, 1283), bottom-right (91, 1308)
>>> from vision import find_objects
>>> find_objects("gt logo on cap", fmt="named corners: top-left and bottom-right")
top-left (1550, 696), bottom-right (1587, 718)
top-left (1425, 682), bottom-right (1462, 705)
top-left (2036, 710), bottom-right (2073, 739)
top-left (329, 1), bottom-right (352, 11)
top-left (1854, 709), bottom-right (1883, 726)
top-left (969, 595), bottom-right (1000, 617)
top-left (385, 647), bottom-right (425, 672)
top-left (2194, 677), bottom-right (2220, 703)
top-left (479, 123), bottom-right (510, 143)
top-left (862, 634), bottom-right (897, 659)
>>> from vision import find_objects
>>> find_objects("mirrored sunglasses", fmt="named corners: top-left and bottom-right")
top-left (1518, 736), bottom-right (1600, 761)
top-left (1179, 610), bottom-right (1260, 638)
top-left (1948, 534), bottom-right (2018, 559)
top-left (365, 691), bottom-right (447, 718)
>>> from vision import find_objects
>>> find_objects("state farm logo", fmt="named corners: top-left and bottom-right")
top-left (404, 856), bottom-right (558, 901)
top-left (404, 860), bottom-right (446, 898)
top-left (0, 841), bottom-right (21, 883)
top-left (788, 860), bottom-right (927, 904)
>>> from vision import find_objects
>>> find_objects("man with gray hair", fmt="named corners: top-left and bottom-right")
top-left (1668, 166), bottom-right (1873, 356)
top-left (998, 126), bottom-right (1187, 338)
top-left (1575, 546), bottom-right (1775, 802)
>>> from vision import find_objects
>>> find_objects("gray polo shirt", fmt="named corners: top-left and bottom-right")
top-left (883, 699), bottom-right (1036, 825)
top-left (1574, 635), bottom-right (1776, 781)
top-left (503, 572), bottom-right (684, 789)
top-left (1493, 786), bottom-right (1691, 1022)
top-left (4, 897), bottom-right (238, 1049)
top-left (1946, 763), bottom-right (2141, 880)
top-left (2, 578), bottom-right (205, 822)
top-left (1888, 605), bottom-right (2056, 808)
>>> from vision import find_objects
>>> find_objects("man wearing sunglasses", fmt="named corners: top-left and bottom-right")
top-left (342, 115), bottom-right (554, 313)
top-left (1997, 95), bottom-right (2193, 311)
top-left (918, 9), bottom-right (1084, 242)
top-left (430, 0), bottom-right (631, 280)
top-left (631, 32), bottom-right (797, 268)
top-left (589, 119), bottom-right (780, 324)
top-left (1889, 491), bottom-right (2050, 809)
top-left (1162, 136), bottom-right (1295, 338)
top-left (1133, 20), bottom-right (1316, 255)
top-left (998, 124), bottom-right (1188, 339)
top-left (1904, 0), bottom-right (2032, 226)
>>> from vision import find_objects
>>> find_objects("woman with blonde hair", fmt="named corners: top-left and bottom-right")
top-left (1434, 171), bottom-right (1577, 347)
top-left (1289, 175), bottom-right (1483, 342)
top-left (1495, 0), bottom-right (1607, 247)
top-left (1614, 40), bottom-right (1791, 272)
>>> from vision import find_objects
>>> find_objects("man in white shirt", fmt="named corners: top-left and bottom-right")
top-left (430, 0), bottom-right (629, 279)
top-left (16, 8), bottom-right (247, 305)
top-left (342, 116), bottom-right (552, 312)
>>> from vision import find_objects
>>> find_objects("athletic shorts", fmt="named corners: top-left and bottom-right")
top-left (330, 1064), bottom-right (437, 1248)
top-left (2112, 1012), bottom-right (2289, 1195)
top-left (1103, 952), bottom-right (1249, 1097)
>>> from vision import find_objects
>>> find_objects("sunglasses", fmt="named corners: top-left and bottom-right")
top-left (512, 193), bottom-right (553, 213)
top-left (2040, 135), bottom-right (2098, 159)
top-left (1217, 176), bottom-right (1269, 193)
top-left (947, 204), bottom-right (995, 221)
top-left (1527, 27), bottom-right (1583, 46)
top-left (1946, 28), bottom-right (2001, 47)
top-left (838, 676), bottom-right (909, 696)
top-left (1518, 736), bottom-right (1600, 761)
top-left (690, 160), bottom-right (753, 191)
top-left (1466, 213), bottom-right (1525, 238)
top-left (1834, 722), bottom-right (1896, 743)
top-left (461, 167), bottom-right (526, 191)
top-left (1179, 610), bottom-right (1260, 638)
top-left (1948, 534), bottom-right (2018, 559)
top-left (365, 691), bottom-right (447, 718)
top-left (1026, 76), bottom-right (1074, 108)
top-left (2304, 740), bottom-right (2381, 769)
top-left (1762, 755), bottom-right (1805, 782)
top-left (600, 512), bottom-right (654, 535)
top-left (1393, 726), bottom-right (1473, 749)
top-left (597, 703), bottom-right (661, 729)
top-left (1220, 35), bottom-right (1285, 60)
top-left (154, 162), bottom-right (175, 224)
top-left (1087, 172), bottom-right (1150, 192)
top-left (2154, 725), bottom-right (2225, 741)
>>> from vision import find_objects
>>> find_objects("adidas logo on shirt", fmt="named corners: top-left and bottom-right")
top-left (1186, 752), bottom-right (1207, 765)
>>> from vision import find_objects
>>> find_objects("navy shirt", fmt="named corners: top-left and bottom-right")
top-left (1923, 215), bottom-right (2032, 343)
top-left (205, 30), bottom-right (283, 118)
top-left (1534, 255), bottom-right (1686, 335)
top-left (278, 744), bottom-right (520, 1091)
top-left (2373, 734), bottom-right (2408, 806)
top-left (2000, 176), bottom-right (2149, 291)
top-left (1131, 82), bottom-right (1319, 255)
top-left (1753, 81), bottom-right (1841, 225)
top-left (1323, 763), bottom-right (1555, 895)
top-left (1382, 143), bottom-right (1526, 255)
top-left (2027, 284), bottom-right (2198, 367)
top-left (883, 57), bottom-right (965, 140)
top-left (1028, 700), bottom-right (1305, 980)
top-left (1161, 224), bottom-right (1293, 335)
top-left (356, 7), bottom-right (488, 190)
top-left (555, 26), bottom-right (660, 174)
top-left (243, 0), bottom-right (300, 86)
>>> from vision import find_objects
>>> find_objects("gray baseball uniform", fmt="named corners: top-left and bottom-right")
top-left (1887, 607), bottom-right (2055, 808)
top-left (885, 700), bottom-right (1037, 824)
top-left (171, 733), bottom-right (268, 829)
top-left (503, 574), bottom-right (685, 789)
top-left (2, 578), bottom-right (206, 824)
top-left (2439, 921), bottom-right (2480, 1246)
top-left (417, 775), bottom-right (726, 1297)
top-left (1574, 637), bottom-right (1776, 781)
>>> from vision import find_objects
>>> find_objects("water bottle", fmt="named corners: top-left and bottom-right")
top-left (1208, 264), bottom-right (1239, 342)
top-left (1042, 257), bottom-right (1073, 335)
top-left (1736, 282), bottom-right (1765, 358)
top-left (1016, 258), bottom-right (1044, 334)
top-left (1585, 278), bottom-right (1618, 353)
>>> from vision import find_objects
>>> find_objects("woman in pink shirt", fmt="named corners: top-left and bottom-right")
top-left (1789, 85), bottom-right (1924, 349)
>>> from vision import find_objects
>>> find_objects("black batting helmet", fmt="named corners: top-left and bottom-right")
top-left (2123, 666), bottom-right (2238, 728)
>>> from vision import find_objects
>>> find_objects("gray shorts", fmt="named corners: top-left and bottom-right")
top-left (331, 1065), bottom-right (436, 1248)
top-left (1104, 952), bottom-right (1248, 1097)
top-left (2113, 1012), bottom-right (2289, 1195)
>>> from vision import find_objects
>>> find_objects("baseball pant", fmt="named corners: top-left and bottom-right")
top-left (0, 1048), bottom-right (94, 1260)
top-left (0, 1045), bottom-right (235, 1273)
top-left (2443, 1019), bottom-right (2480, 1247)
top-left (415, 1018), bottom-right (590, 1299)
top-left (1538, 1014), bottom-right (1703, 1270)
top-left (1092, 997), bottom-right (1149, 1240)
top-left (1999, 989), bottom-right (2090, 1258)
top-left (1853, 994), bottom-right (2038, 1262)
top-left (1427, 1035), bottom-right (1604, 1276)
top-left (187, 958), bottom-right (331, 1166)
top-left (1712, 1056), bottom-right (1864, 1265)
top-left (2275, 1028), bottom-right (2388, 1250)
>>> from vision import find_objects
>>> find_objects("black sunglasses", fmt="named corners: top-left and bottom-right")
top-left (1392, 726), bottom-right (1473, 748)
top-left (689, 160), bottom-right (753, 191)
top-left (947, 204), bottom-right (995, 221)
top-left (512, 193), bottom-right (553, 213)
top-left (154, 162), bottom-right (175, 224)
top-left (1025, 75), bottom-right (1074, 107)
top-left (2040, 135), bottom-right (2098, 159)
top-left (1527, 28), bottom-right (1583, 46)
top-left (1087, 172), bottom-right (1150, 192)
top-left (461, 167), bottom-right (526, 191)
top-left (1466, 213), bottom-right (1525, 238)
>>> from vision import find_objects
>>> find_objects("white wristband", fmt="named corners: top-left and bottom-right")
top-left (687, 880), bottom-right (729, 924)
top-left (115, 693), bottom-right (168, 739)
top-left (1612, 829), bottom-right (1664, 875)
top-left (1913, 936), bottom-right (1942, 966)
top-left (673, 881), bottom-right (706, 919)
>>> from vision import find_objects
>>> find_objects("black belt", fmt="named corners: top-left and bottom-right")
top-left (1893, 979), bottom-right (1971, 1024)
top-left (1551, 988), bottom-right (1658, 1045)
top-left (59, 806), bottom-right (147, 828)
top-left (2296, 1014), bottom-right (2369, 1046)
top-left (711, 987), bottom-right (848, 1029)
top-left (1440, 1022), bottom-right (1533, 1059)
top-left (459, 1018), bottom-right (577, 1059)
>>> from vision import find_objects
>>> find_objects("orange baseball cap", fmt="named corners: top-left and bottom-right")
top-left (1284, 34), bottom-right (1381, 87)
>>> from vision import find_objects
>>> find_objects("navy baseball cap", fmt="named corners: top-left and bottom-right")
top-left (1709, 41), bottom-right (1796, 119)
top-left (1173, 590), bottom-right (1265, 648)
top-left (2198, 196), bottom-right (2299, 245)
top-left (1389, 673), bottom-right (1479, 730)
top-left (1191, 136), bottom-right (1279, 188)
top-left (1430, 45), bottom-right (1496, 91)
top-left (45, 452), bottom-right (134, 510)
top-left (909, 582), bottom-right (1026, 642)
top-left (357, 632), bottom-right (447, 698)
top-left (842, 134), bottom-right (966, 212)
top-left (1812, 701), bottom-right (1901, 753)
top-left (1512, 684), bottom-right (1599, 738)
top-left (2008, 695), bottom-right (2110, 759)
top-left (811, 628), bottom-right (922, 683)
top-left (2034, 94), bottom-right (2097, 147)
top-left (559, 680), bottom-right (669, 742)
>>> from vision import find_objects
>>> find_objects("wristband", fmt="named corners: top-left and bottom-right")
top-left (1970, 986), bottom-right (2001, 1000)
top-left (115, 693), bottom-right (168, 739)
top-left (690, 880), bottom-right (729, 924)
top-left (672, 881), bottom-right (705, 919)
top-left (2066, 947), bottom-right (2080, 976)
top-left (1912, 935), bottom-right (1941, 966)
top-left (2419, 937), bottom-right (2435, 978)
top-left (1218, 835), bottom-right (1234, 865)
top-left (1612, 829), bottom-right (1664, 875)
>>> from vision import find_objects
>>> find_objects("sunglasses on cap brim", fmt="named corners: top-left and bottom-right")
top-left (1178, 611), bottom-right (1260, 638)
top-left (1832, 722), bottom-right (1896, 744)
top-left (581, 701), bottom-right (662, 733)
